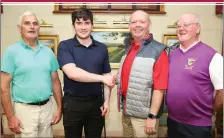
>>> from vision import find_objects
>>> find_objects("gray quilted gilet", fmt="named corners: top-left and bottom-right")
top-left (117, 35), bottom-right (166, 119)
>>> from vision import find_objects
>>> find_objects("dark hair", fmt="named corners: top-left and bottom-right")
top-left (71, 8), bottom-right (93, 25)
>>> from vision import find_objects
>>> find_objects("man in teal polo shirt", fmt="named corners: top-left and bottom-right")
top-left (1, 11), bottom-right (62, 137)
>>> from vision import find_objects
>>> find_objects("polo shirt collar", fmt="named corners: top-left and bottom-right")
top-left (131, 33), bottom-right (153, 46)
top-left (143, 33), bottom-right (153, 45)
top-left (19, 39), bottom-right (43, 49)
top-left (179, 40), bottom-right (200, 52)
top-left (73, 35), bottom-right (96, 47)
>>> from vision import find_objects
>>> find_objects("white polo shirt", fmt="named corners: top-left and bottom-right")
top-left (180, 41), bottom-right (223, 90)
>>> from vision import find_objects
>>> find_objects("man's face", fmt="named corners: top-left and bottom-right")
top-left (19, 15), bottom-right (40, 40)
top-left (129, 11), bottom-right (150, 41)
top-left (73, 18), bottom-right (93, 40)
top-left (176, 15), bottom-right (200, 43)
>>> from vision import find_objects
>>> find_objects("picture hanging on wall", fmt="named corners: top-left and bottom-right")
top-left (38, 35), bottom-right (59, 56)
top-left (53, 3), bottom-right (166, 14)
top-left (92, 28), bottom-right (129, 68)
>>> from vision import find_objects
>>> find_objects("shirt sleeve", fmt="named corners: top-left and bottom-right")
top-left (153, 51), bottom-right (169, 90)
top-left (209, 53), bottom-right (223, 90)
top-left (1, 48), bottom-right (16, 74)
top-left (57, 41), bottom-right (75, 69)
top-left (49, 50), bottom-right (59, 72)
top-left (102, 47), bottom-right (111, 74)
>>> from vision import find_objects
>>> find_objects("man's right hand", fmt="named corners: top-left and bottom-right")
top-left (8, 116), bottom-right (23, 134)
top-left (113, 72), bottom-right (118, 84)
top-left (102, 75), bottom-right (115, 88)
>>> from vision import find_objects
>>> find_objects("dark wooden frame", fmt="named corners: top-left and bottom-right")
top-left (53, 4), bottom-right (166, 14)
top-left (1, 5), bottom-right (3, 13)
top-left (216, 5), bottom-right (223, 15)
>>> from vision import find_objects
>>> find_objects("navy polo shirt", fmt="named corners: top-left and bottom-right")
top-left (57, 36), bottom-right (111, 96)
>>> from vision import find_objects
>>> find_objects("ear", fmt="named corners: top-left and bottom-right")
top-left (91, 23), bottom-right (93, 30)
top-left (17, 25), bottom-right (21, 32)
top-left (196, 24), bottom-right (201, 34)
top-left (148, 22), bottom-right (152, 31)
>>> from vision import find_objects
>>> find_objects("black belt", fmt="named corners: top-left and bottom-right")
top-left (26, 98), bottom-right (49, 106)
top-left (65, 93), bottom-right (102, 101)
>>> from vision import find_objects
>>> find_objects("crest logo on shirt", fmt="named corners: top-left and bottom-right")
top-left (185, 57), bottom-right (196, 70)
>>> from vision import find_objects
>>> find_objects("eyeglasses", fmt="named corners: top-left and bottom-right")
top-left (176, 22), bottom-right (198, 29)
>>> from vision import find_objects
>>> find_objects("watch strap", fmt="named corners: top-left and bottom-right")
top-left (148, 113), bottom-right (157, 119)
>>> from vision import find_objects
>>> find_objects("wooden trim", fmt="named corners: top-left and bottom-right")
top-left (53, 4), bottom-right (166, 14)
top-left (53, 10), bottom-right (166, 14)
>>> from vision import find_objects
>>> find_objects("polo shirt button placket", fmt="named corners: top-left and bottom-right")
top-left (33, 53), bottom-right (35, 59)
top-left (33, 51), bottom-right (38, 59)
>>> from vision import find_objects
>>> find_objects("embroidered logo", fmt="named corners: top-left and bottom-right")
top-left (185, 57), bottom-right (196, 70)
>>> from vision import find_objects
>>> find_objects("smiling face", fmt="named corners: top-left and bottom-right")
top-left (129, 10), bottom-right (151, 41)
top-left (176, 14), bottom-right (200, 46)
top-left (18, 14), bottom-right (40, 41)
top-left (73, 18), bottom-right (93, 40)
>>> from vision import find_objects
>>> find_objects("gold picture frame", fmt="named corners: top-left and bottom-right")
top-left (163, 34), bottom-right (178, 47)
top-left (38, 35), bottom-right (59, 56)
top-left (92, 27), bottom-right (129, 68)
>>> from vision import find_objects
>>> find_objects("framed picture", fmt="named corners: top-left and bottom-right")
top-left (163, 34), bottom-right (179, 47)
top-left (38, 35), bottom-right (59, 56)
top-left (53, 4), bottom-right (165, 14)
top-left (216, 5), bottom-right (223, 15)
top-left (1, 4), bottom-right (3, 13)
top-left (92, 28), bottom-right (129, 68)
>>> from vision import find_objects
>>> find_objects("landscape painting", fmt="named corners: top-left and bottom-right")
top-left (92, 28), bottom-right (129, 68)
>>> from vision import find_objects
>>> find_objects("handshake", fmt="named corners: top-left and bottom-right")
top-left (101, 73), bottom-right (117, 88)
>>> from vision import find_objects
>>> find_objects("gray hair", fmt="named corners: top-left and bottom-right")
top-left (193, 14), bottom-right (201, 25)
top-left (179, 13), bottom-right (201, 25)
top-left (18, 11), bottom-right (39, 25)
top-left (130, 10), bottom-right (151, 24)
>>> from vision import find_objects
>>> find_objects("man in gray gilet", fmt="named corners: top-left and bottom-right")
top-left (116, 10), bottom-right (169, 138)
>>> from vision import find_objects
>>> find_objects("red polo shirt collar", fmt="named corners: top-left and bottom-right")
top-left (121, 34), bottom-right (151, 96)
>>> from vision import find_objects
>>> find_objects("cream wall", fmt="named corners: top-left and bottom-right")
top-left (1, 4), bottom-right (223, 137)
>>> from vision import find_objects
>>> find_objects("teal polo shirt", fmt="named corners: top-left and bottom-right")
top-left (1, 40), bottom-right (59, 103)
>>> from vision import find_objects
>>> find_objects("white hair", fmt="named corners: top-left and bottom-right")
top-left (18, 10), bottom-right (39, 25)
top-left (194, 14), bottom-right (201, 25)
top-left (179, 13), bottom-right (201, 25)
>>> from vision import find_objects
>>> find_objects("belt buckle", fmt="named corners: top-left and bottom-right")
top-left (38, 101), bottom-right (43, 105)
top-left (86, 96), bottom-right (92, 100)
top-left (29, 98), bottom-right (49, 106)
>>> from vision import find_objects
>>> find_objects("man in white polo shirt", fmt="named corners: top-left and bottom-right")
top-left (166, 13), bottom-right (223, 138)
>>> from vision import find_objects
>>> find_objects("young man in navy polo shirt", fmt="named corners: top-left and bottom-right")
top-left (166, 14), bottom-right (223, 138)
top-left (57, 8), bottom-right (114, 138)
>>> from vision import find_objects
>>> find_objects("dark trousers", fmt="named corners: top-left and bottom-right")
top-left (63, 94), bottom-right (104, 138)
top-left (167, 117), bottom-right (212, 138)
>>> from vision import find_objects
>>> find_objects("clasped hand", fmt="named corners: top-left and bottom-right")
top-left (102, 74), bottom-right (117, 88)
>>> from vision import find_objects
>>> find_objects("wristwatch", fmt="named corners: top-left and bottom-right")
top-left (148, 113), bottom-right (157, 119)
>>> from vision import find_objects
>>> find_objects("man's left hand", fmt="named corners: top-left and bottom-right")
top-left (51, 109), bottom-right (62, 125)
top-left (144, 118), bottom-right (157, 135)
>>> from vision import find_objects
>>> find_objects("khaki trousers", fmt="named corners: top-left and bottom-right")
top-left (14, 98), bottom-right (54, 138)
top-left (122, 114), bottom-right (159, 138)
